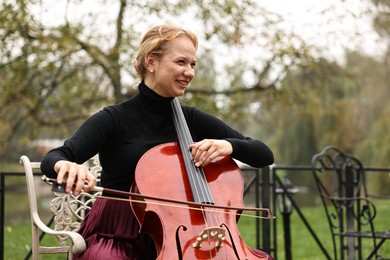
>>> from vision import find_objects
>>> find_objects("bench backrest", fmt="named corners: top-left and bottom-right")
top-left (20, 155), bottom-right (102, 259)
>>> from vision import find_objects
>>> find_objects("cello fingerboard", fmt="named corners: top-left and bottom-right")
top-left (171, 97), bottom-right (215, 205)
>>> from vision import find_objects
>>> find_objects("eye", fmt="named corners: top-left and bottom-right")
top-left (177, 60), bottom-right (185, 65)
top-left (191, 62), bottom-right (196, 69)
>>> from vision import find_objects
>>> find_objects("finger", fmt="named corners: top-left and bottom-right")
top-left (195, 147), bottom-right (214, 166)
top-left (203, 149), bottom-right (218, 166)
top-left (75, 166), bottom-right (93, 195)
top-left (199, 147), bottom-right (219, 167)
top-left (189, 142), bottom-right (201, 158)
top-left (56, 163), bottom-right (69, 185)
top-left (84, 174), bottom-right (97, 192)
top-left (83, 173), bottom-right (97, 192)
top-left (194, 147), bottom-right (208, 166)
top-left (65, 163), bottom-right (78, 193)
top-left (73, 174), bottom-right (86, 196)
top-left (194, 142), bottom-right (211, 161)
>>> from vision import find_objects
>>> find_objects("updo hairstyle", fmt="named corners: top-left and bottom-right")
top-left (133, 24), bottom-right (198, 80)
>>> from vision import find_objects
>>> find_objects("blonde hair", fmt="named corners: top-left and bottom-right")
top-left (133, 24), bottom-right (198, 80)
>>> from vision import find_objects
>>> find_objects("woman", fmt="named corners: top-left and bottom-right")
top-left (41, 24), bottom-right (274, 259)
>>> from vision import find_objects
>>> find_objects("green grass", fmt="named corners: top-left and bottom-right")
top-left (238, 200), bottom-right (390, 259)
top-left (4, 221), bottom-right (66, 260)
top-left (5, 202), bottom-right (389, 259)
top-left (3, 172), bottom-right (390, 259)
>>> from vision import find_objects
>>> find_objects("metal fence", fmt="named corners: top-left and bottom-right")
top-left (1, 165), bottom-right (389, 260)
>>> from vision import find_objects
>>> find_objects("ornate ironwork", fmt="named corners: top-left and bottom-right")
top-left (312, 146), bottom-right (390, 260)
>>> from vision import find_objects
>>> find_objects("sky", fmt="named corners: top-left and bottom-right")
top-left (260, 0), bottom-right (384, 61)
top-left (29, 0), bottom-right (386, 88)
top-left (33, 0), bottom-right (384, 61)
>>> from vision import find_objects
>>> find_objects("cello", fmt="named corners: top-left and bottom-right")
top-left (130, 97), bottom-right (271, 259)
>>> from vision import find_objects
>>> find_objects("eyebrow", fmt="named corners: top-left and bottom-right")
top-left (174, 55), bottom-right (196, 62)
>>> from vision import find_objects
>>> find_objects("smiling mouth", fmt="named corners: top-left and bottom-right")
top-left (177, 80), bottom-right (189, 88)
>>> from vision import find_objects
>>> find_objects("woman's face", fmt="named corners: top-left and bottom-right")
top-left (145, 36), bottom-right (197, 97)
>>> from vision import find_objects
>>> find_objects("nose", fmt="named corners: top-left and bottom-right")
top-left (184, 65), bottom-right (195, 79)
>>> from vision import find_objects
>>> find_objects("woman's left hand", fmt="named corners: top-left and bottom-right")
top-left (189, 139), bottom-right (233, 167)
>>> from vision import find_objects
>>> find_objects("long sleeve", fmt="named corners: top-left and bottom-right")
top-left (184, 107), bottom-right (274, 168)
top-left (41, 81), bottom-right (274, 191)
top-left (40, 108), bottom-right (115, 178)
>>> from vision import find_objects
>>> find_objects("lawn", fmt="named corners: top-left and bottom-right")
top-left (4, 201), bottom-right (389, 259)
top-left (2, 172), bottom-right (389, 259)
top-left (240, 200), bottom-right (390, 259)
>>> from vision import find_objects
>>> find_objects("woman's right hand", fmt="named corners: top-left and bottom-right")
top-left (54, 160), bottom-right (97, 196)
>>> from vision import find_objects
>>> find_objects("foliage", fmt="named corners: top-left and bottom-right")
top-left (0, 0), bottom-right (313, 161)
top-left (253, 50), bottom-right (390, 192)
top-left (0, 1), bottom-right (109, 160)
top-left (0, 0), bottom-right (389, 178)
top-left (372, 0), bottom-right (390, 37)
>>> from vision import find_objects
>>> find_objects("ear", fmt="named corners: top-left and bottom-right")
top-left (144, 53), bottom-right (155, 72)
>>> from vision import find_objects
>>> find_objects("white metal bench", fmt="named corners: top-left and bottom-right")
top-left (20, 155), bottom-right (102, 260)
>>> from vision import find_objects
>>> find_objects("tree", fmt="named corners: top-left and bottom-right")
top-left (1, 1), bottom-right (109, 160)
top-left (0, 0), bottom-right (312, 160)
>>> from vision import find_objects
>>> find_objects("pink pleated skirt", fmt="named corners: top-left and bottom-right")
top-left (73, 198), bottom-right (156, 260)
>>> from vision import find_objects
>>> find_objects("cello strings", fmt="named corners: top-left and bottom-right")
top-left (172, 98), bottom-right (214, 205)
top-left (171, 98), bottom-right (208, 250)
top-left (100, 194), bottom-right (264, 259)
top-left (171, 99), bottom-right (246, 258)
top-left (172, 97), bottom-right (223, 257)
top-left (172, 97), bottom-right (218, 256)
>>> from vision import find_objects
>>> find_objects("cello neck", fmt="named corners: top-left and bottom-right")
top-left (171, 97), bottom-right (214, 205)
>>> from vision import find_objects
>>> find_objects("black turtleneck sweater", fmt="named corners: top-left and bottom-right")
top-left (41, 82), bottom-right (274, 191)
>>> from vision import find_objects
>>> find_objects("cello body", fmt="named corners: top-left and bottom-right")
top-left (130, 142), bottom-right (270, 259)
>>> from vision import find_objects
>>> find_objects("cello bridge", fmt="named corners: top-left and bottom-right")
top-left (192, 226), bottom-right (225, 248)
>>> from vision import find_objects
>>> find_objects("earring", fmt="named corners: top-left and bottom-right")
top-left (150, 69), bottom-right (154, 73)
